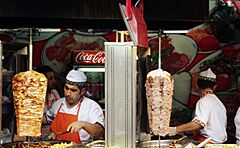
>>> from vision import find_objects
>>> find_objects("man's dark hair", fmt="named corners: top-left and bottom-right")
top-left (197, 79), bottom-right (216, 89)
top-left (65, 80), bottom-right (86, 89)
top-left (35, 65), bottom-right (54, 75)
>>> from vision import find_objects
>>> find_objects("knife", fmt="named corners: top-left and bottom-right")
top-left (48, 130), bottom-right (69, 139)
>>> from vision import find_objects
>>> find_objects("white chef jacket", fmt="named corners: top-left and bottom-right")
top-left (234, 107), bottom-right (240, 144)
top-left (45, 96), bottom-right (105, 142)
top-left (192, 94), bottom-right (227, 143)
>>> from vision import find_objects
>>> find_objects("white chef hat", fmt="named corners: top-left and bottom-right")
top-left (66, 69), bottom-right (87, 86)
top-left (199, 68), bottom-right (216, 82)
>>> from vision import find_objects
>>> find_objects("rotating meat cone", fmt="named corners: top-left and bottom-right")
top-left (145, 69), bottom-right (174, 136)
top-left (12, 70), bottom-right (47, 137)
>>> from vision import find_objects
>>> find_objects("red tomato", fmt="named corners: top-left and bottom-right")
top-left (179, 53), bottom-right (190, 66)
top-left (149, 37), bottom-right (174, 52)
top-left (198, 34), bottom-right (220, 52)
top-left (222, 45), bottom-right (239, 57)
top-left (188, 94), bottom-right (200, 109)
top-left (45, 45), bottom-right (58, 61)
top-left (56, 47), bottom-right (68, 63)
top-left (56, 35), bottom-right (76, 48)
top-left (161, 36), bottom-right (174, 50)
top-left (216, 74), bottom-right (232, 92)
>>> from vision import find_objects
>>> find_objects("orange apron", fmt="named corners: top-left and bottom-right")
top-left (193, 130), bottom-right (214, 144)
top-left (50, 102), bottom-right (82, 143)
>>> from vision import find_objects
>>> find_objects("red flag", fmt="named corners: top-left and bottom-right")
top-left (139, 0), bottom-right (144, 15)
top-left (126, 0), bottom-right (132, 20)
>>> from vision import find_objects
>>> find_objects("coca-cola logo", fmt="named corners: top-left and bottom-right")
top-left (74, 50), bottom-right (105, 65)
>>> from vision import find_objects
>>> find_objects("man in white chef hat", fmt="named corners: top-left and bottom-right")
top-left (43, 69), bottom-right (104, 143)
top-left (167, 68), bottom-right (227, 144)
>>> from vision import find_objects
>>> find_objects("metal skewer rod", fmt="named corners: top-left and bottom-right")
top-left (29, 28), bottom-right (33, 70)
top-left (158, 29), bottom-right (163, 148)
top-left (0, 41), bottom-right (2, 144)
top-left (158, 29), bottom-right (162, 69)
top-left (159, 135), bottom-right (161, 148)
top-left (27, 136), bottom-right (30, 148)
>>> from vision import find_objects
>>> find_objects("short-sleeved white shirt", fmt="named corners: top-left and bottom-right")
top-left (234, 107), bottom-right (240, 144)
top-left (46, 96), bottom-right (105, 142)
top-left (193, 94), bottom-right (227, 143)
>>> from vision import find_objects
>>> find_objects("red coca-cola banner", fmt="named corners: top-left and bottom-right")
top-left (73, 50), bottom-right (105, 65)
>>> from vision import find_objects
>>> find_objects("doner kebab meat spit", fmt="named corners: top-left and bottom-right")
top-left (145, 69), bottom-right (174, 136)
top-left (12, 70), bottom-right (47, 137)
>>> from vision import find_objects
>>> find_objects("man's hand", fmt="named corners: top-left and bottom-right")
top-left (67, 121), bottom-right (104, 137)
top-left (42, 113), bottom-right (48, 124)
top-left (48, 132), bottom-right (56, 140)
top-left (67, 121), bottom-right (87, 133)
top-left (167, 127), bottom-right (177, 136)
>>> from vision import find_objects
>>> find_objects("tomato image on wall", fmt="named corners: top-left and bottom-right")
top-left (41, 31), bottom-right (106, 74)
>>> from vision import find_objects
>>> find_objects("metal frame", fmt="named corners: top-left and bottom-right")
top-left (0, 41), bottom-right (3, 142)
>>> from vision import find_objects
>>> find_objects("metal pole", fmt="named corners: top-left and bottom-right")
top-left (158, 29), bottom-right (162, 69)
top-left (29, 28), bottom-right (33, 70)
top-left (0, 41), bottom-right (3, 143)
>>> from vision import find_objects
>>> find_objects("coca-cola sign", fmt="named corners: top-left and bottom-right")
top-left (73, 50), bottom-right (105, 65)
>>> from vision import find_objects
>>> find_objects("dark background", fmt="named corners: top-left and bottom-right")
top-left (0, 0), bottom-right (208, 30)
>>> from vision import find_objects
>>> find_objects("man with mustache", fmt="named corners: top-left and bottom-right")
top-left (43, 69), bottom-right (104, 143)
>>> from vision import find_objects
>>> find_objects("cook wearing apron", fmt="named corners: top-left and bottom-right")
top-left (167, 68), bottom-right (227, 144)
top-left (44, 69), bottom-right (104, 143)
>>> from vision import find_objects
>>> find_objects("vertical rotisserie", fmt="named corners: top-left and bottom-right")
top-left (12, 70), bottom-right (47, 137)
top-left (145, 69), bottom-right (174, 136)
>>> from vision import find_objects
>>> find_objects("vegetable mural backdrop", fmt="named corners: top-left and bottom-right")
top-left (42, 31), bottom-right (106, 73)
top-left (149, 35), bottom-right (196, 74)
top-left (11, 20), bottom-right (239, 142)
top-left (151, 24), bottom-right (239, 143)
top-left (0, 0), bottom-right (237, 143)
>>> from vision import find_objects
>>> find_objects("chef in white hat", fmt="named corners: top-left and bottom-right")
top-left (167, 68), bottom-right (227, 144)
top-left (43, 69), bottom-right (104, 143)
